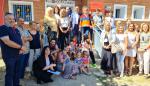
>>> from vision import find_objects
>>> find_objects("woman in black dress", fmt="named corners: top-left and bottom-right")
top-left (33, 46), bottom-right (56, 84)
top-left (100, 21), bottom-right (116, 75)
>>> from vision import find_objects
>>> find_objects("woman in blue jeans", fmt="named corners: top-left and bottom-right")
top-left (28, 21), bottom-right (41, 72)
top-left (115, 26), bottom-right (127, 77)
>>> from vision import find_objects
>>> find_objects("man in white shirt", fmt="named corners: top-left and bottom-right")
top-left (71, 6), bottom-right (80, 44)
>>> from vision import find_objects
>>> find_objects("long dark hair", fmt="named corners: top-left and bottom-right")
top-left (40, 46), bottom-right (50, 58)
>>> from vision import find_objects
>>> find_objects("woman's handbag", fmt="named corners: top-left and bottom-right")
top-left (111, 43), bottom-right (123, 53)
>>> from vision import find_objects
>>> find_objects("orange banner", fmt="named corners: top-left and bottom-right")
top-left (0, 0), bottom-right (4, 25)
top-left (89, 1), bottom-right (104, 12)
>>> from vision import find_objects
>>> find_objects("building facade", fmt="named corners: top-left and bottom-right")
top-left (3, 0), bottom-right (150, 24)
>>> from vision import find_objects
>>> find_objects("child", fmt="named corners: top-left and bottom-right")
top-left (62, 48), bottom-right (78, 79)
top-left (56, 50), bottom-right (66, 72)
top-left (79, 6), bottom-right (93, 41)
top-left (82, 38), bottom-right (97, 68)
top-left (80, 51), bottom-right (90, 75)
top-left (74, 52), bottom-right (82, 73)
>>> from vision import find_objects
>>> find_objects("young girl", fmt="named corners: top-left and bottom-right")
top-left (74, 52), bottom-right (82, 73)
top-left (56, 50), bottom-right (66, 72)
top-left (62, 47), bottom-right (78, 79)
top-left (82, 37), bottom-right (96, 67)
top-left (80, 51), bottom-right (90, 75)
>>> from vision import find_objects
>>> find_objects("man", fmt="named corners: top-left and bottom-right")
top-left (71, 6), bottom-right (80, 44)
top-left (17, 18), bottom-right (32, 79)
top-left (0, 13), bottom-right (26, 86)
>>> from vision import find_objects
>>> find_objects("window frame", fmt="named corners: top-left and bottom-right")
top-left (8, 1), bottom-right (34, 24)
top-left (131, 5), bottom-right (145, 21)
top-left (113, 4), bottom-right (127, 20)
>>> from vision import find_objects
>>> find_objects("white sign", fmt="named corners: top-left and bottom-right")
top-left (45, 0), bottom-right (75, 8)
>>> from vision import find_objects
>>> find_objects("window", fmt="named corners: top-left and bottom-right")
top-left (132, 5), bottom-right (145, 20)
top-left (9, 1), bottom-right (34, 23)
top-left (114, 4), bottom-right (127, 20)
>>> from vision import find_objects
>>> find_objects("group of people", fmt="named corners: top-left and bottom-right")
top-left (0, 5), bottom-right (150, 86)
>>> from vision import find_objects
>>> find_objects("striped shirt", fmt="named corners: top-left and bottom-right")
top-left (79, 14), bottom-right (93, 28)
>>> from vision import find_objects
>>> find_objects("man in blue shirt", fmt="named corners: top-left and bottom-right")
top-left (0, 13), bottom-right (26, 86)
top-left (17, 18), bottom-right (33, 80)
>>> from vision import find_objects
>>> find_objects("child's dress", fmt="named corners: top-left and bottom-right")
top-left (81, 57), bottom-right (89, 67)
top-left (62, 55), bottom-right (79, 79)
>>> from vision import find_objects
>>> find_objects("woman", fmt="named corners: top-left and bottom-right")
top-left (138, 23), bottom-right (150, 76)
top-left (115, 26), bottom-right (127, 77)
top-left (58, 8), bottom-right (71, 50)
top-left (49, 39), bottom-right (59, 58)
top-left (100, 21), bottom-right (115, 75)
top-left (44, 7), bottom-right (58, 43)
top-left (33, 46), bottom-right (56, 84)
top-left (28, 21), bottom-right (41, 72)
top-left (39, 20), bottom-right (49, 48)
top-left (105, 11), bottom-right (115, 30)
top-left (125, 23), bottom-right (139, 76)
top-left (54, 5), bottom-right (60, 22)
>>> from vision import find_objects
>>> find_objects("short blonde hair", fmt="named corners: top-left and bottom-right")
top-left (82, 6), bottom-right (88, 11)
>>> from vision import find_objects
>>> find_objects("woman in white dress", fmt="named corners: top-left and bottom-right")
top-left (125, 23), bottom-right (139, 76)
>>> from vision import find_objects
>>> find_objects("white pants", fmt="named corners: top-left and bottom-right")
top-left (116, 52), bottom-right (125, 77)
top-left (137, 52), bottom-right (144, 73)
top-left (143, 49), bottom-right (150, 74)
top-left (28, 49), bottom-right (41, 72)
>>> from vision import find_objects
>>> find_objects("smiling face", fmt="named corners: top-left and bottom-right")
top-left (117, 26), bottom-right (124, 34)
top-left (54, 6), bottom-right (59, 14)
top-left (5, 14), bottom-right (15, 27)
top-left (75, 6), bottom-right (79, 13)
top-left (128, 23), bottom-right (134, 32)
top-left (142, 24), bottom-right (149, 33)
top-left (50, 40), bottom-right (56, 47)
top-left (31, 22), bottom-right (37, 30)
top-left (48, 8), bottom-right (54, 17)
top-left (82, 7), bottom-right (89, 14)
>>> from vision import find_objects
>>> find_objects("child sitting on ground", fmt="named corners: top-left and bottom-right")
top-left (80, 51), bottom-right (90, 75)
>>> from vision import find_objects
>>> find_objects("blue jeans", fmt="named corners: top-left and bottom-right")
top-left (3, 56), bottom-right (20, 86)
top-left (19, 53), bottom-right (29, 79)
top-left (116, 52), bottom-right (125, 76)
top-left (82, 27), bottom-right (93, 40)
